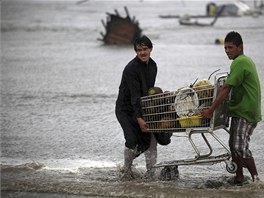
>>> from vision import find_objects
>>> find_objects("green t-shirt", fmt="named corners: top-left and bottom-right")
top-left (225, 55), bottom-right (262, 123)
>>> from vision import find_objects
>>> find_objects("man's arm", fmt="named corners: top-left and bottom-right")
top-left (202, 84), bottom-right (232, 118)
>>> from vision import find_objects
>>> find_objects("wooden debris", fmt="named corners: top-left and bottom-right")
top-left (99, 6), bottom-right (142, 45)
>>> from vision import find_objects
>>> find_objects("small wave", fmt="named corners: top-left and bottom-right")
top-left (1, 92), bottom-right (117, 106)
top-left (1, 24), bottom-right (95, 33)
top-left (1, 162), bottom-right (46, 172)
top-left (2, 164), bottom-right (264, 198)
top-left (68, 93), bottom-right (117, 99)
top-left (66, 94), bottom-right (117, 99)
top-left (44, 159), bottom-right (118, 170)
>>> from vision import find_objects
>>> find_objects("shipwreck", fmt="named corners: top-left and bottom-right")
top-left (99, 7), bottom-right (142, 45)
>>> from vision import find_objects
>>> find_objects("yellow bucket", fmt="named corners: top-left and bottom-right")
top-left (177, 115), bottom-right (203, 127)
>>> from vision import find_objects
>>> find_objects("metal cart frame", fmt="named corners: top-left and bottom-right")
top-left (140, 73), bottom-right (237, 173)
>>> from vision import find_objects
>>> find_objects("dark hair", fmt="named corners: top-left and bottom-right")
top-left (133, 35), bottom-right (153, 51)
top-left (224, 31), bottom-right (243, 46)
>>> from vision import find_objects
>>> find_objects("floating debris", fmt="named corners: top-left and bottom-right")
top-left (99, 6), bottom-right (142, 45)
top-left (160, 1), bottom-right (262, 19)
top-left (206, 1), bottom-right (262, 17)
top-left (179, 5), bottom-right (226, 27)
top-left (215, 38), bottom-right (224, 45)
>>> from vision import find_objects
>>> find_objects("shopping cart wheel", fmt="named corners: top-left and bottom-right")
top-left (226, 161), bottom-right (237, 174)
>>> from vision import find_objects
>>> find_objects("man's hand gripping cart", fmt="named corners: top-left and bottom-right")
top-left (140, 74), bottom-right (237, 174)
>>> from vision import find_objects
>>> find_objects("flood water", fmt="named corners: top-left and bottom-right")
top-left (1, 0), bottom-right (264, 197)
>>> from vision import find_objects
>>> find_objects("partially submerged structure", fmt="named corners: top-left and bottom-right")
top-left (179, 5), bottom-right (225, 26)
top-left (99, 7), bottom-right (142, 45)
top-left (160, 0), bottom-right (262, 19)
top-left (206, 1), bottom-right (262, 16)
top-left (179, 6), bottom-right (225, 26)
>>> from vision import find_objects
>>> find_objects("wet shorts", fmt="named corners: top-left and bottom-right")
top-left (229, 117), bottom-right (257, 159)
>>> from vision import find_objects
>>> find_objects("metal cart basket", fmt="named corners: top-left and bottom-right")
top-left (140, 74), bottom-right (237, 173)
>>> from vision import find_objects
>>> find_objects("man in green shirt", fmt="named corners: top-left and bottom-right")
top-left (202, 31), bottom-right (261, 185)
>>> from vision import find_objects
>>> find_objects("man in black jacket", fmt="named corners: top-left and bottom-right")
top-left (115, 36), bottom-right (158, 180)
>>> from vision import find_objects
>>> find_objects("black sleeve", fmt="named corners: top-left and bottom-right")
top-left (124, 67), bottom-right (143, 118)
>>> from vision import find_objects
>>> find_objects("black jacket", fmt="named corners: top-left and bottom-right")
top-left (116, 56), bottom-right (157, 118)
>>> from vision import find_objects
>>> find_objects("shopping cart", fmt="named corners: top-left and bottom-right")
top-left (140, 73), bottom-right (237, 173)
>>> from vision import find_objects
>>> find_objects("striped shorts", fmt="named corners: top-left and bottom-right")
top-left (229, 117), bottom-right (257, 159)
